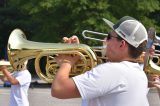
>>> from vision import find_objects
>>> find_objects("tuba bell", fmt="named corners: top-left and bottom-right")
top-left (7, 29), bottom-right (106, 83)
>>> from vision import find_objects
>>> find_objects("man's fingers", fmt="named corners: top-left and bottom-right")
top-left (63, 37), bottom-right (71, 43)
top-left (63, 36), bottom-right (80, 44)
top-left (0, 65), bottom-right (7, 71)
top-left (71, 35), bottom-right (80, 44)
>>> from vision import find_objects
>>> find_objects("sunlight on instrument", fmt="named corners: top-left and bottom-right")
top-left (8, 29), bottom-right (106, 83)
top-left (145, 58), bottom-right (160, 75)
top-left (82, 30), bottom-right (108, 62)
top-left (82, 30), bottom-right (108, 42)
top-left (0, 61), bottom-right (13, 76)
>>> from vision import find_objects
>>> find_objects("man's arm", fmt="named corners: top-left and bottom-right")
top-left (51, 58), bottom-right (81, 99)
top-left (51, 35), bottom-right (81, 99)
top-left (0, 66), bottom-right (19, 85)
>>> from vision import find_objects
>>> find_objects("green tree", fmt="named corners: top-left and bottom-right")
top-left (0, 0), bottom-right (160, 46)
top-left (6, 0), bottom-right (112, 46)
top-left (108, 0), bottom-right (160, 32)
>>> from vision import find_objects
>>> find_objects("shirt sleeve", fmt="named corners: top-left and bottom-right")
top-left (15, 70), bottom-right (31, 86)
top-left (73, 63), bottom-right (128, 100)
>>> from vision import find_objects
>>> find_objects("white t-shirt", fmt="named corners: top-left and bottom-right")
top-left (10, 70), bottom-right (31, 106)
top-left (73, 61), bottom-right (149, 106)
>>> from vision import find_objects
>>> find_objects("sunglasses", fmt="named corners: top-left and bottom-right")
top-left (106, 32), bottom-right (122, 40)
top-left (106, 32), bottom-right (120, 40)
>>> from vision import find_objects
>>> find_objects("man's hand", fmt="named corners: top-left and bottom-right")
top-left (63, 35), bottom-right (80, 44)
top-left (0, 65), bottom-right (7, 71)
top-left (148, 74), bottom-right (160, 89)
top-left (56, 35), bottom-right (80, 66)
top-left (55, 54), bottom-right (80, 67)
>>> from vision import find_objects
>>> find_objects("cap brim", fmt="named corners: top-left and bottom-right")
top-left (102, 18), bottom-right (114, 29)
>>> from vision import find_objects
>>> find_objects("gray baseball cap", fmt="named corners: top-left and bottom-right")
top-left (103, 16), bottom-right (148, 48)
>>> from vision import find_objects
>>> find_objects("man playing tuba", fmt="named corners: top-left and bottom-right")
top-left (51, 16), bottom-right (149, 106)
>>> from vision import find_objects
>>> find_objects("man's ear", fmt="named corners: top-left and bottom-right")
top-left (120, 40), bottom-right (127, 48)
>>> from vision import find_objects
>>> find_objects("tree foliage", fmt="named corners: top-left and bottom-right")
top-left (0, 0), bottom-right (160, 47)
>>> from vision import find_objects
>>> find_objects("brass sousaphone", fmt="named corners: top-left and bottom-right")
top-left (7, 29), bottom-right (106, 83)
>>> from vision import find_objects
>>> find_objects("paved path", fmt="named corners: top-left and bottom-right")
top-left (1, 79), bottom-right (160, 106)
top-left (0, 79), bottom-right (81, 106)
top-left (148, 88), bottom-right (160, 106)
top-left (0, 87), bottom-right (81, 106)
